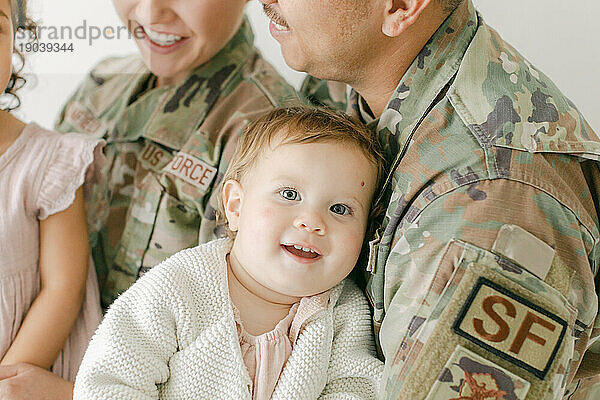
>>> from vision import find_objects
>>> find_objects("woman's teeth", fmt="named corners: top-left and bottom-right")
top-left (144, 27), bottom-right (183, 46)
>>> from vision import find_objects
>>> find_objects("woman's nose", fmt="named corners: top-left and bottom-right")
top-left (136, 0), bottom-right (175, 24)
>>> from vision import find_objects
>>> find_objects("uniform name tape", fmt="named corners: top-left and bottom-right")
top-left (452, 277), bottom-right (567, 379)
top-left (166, 151), bottom-right (216, 192)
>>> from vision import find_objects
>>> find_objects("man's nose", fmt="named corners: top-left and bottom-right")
top-left (293, 213), bottom-right (326, 235)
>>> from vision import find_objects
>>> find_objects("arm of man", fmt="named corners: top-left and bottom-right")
top-left (320, 280), bottom-right (384, 399)
top-left (377, 178), bottom-right (600, 399)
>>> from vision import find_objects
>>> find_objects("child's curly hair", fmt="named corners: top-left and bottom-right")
top-left (3, 0), bottom-right (37, 111)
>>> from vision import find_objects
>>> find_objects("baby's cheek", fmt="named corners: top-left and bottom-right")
top-left (244, 206), bottom-right (279, 235)
top-left (340, 229), bottom-right (366, 255)
top-left (258, 205), bottom-right (276, 219)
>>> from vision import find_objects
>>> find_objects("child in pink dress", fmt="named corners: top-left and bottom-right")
top-left (0, 0), bottom-right (102, 381)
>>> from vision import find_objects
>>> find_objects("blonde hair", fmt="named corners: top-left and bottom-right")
top-left (219, 105), bottom-right (386, 240)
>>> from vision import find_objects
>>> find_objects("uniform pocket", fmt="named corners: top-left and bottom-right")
top-left (389, 240), bottom-right (577, 400)
top-left (141, 191), bottom-right (200, 273)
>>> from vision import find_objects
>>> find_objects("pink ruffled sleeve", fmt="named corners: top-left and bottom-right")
top-left (36, 132), bottom-right (105, 220)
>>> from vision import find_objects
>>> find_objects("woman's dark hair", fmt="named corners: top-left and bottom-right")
top-left (3, 0), bottom-right (37, 111)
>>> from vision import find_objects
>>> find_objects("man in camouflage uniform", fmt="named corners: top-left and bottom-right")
top-left (261, 0), bottom-right (599, 398)
top-left (55, 19), bottom-right (296, 310)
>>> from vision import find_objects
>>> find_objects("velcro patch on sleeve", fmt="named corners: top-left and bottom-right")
top-left (64, 102), bottom-right (108, 136)
top-left (165, 151), bottom-right (217, 192)
top-left (452, 278), bottom-right (567, 379)
top-left (492, 224), bottom-right (555, 280)
top-left (139, 141), bottom-right (173, 171)
top-left (425, 345), bottom-right (530, 400)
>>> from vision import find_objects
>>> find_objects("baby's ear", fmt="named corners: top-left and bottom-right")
top-left (222, 179), bottom-right (243, 232)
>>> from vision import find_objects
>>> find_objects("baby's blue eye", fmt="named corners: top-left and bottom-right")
top-left (280, 188), bottom-right (300, 201)
top-left (330, 204), bottom-right (350, 215)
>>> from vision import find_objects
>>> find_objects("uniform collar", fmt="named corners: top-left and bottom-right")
top-left (137, 18), bottom-right (255, 149)
top-left (349, 0), bottom-right (478, 163)
top-left (88, 19), bottom-right (255, 149)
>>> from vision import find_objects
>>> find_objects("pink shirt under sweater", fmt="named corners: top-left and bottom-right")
top-left (233, 291), bottom-right (331, 400)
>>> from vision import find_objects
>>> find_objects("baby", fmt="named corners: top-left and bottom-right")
top-left (74, 106), bottom-right (385, 400)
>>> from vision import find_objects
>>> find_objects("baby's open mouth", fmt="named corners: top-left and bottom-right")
top-left (282, 244), bottom-right (321, 259)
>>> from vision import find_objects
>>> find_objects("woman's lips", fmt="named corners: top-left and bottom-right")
top-left (139, 27), bottom-right (190, 55)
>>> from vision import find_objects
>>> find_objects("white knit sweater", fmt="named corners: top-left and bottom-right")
top-left (74, 238), bottom-right (383, 399)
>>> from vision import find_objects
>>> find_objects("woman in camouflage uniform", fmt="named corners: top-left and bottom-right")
top-left (0, 0), bottom-right (296, 398)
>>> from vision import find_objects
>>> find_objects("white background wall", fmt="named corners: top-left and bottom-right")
top-left (14, 1), bottom-right (600, 132)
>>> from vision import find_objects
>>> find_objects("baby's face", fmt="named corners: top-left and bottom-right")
top-left (0, 0), bottom-right (13, 93)
top-left (113, 0), bottom-right (247, 87)
top-left (226, 140), bottom-right (377, 299)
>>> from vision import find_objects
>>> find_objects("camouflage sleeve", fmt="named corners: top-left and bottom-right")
top-left (299, 75), bottom-right (348, 111)
top-left (54, 76), bottom-right (98, 132)
top-left (378, 178), bottom-right (599, 399)
top-left (566, 374), bottom-right (600, 399)
top-left (55, 80), bottom-right (87, 132)
top-left (55, 57), bottom-right (123, 132)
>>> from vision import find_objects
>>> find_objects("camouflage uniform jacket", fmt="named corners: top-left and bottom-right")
top-left (56, 21), bottom-right (297, 309)
top-left (302, 1), bottom-right (599, 399)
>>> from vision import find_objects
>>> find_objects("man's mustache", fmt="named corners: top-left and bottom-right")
top-left (262, 4), bottom-right (289, 27)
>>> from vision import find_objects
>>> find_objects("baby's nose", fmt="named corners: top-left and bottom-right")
top-left (293, 215), bottom-right (326, 235)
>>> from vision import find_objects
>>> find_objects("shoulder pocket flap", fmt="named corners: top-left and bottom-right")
top-left (390, 240), bottom-right (576, 400)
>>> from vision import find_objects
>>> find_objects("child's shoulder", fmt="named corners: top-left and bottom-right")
top-left (7, 123), bottom-right (101, 165)
top-left (16, 124), bottom-right (104, 219)
top-left (133, 238), bottom-right (233, 295)
top-left (330, 277), bottom-right (369, 309)
top-left (108, 238), bottom-right (232, 322)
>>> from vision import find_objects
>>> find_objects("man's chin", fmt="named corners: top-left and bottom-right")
top-left (280, 51), bottom-right (310, 75)
top-left (280, 48), bottom-right (347, 83)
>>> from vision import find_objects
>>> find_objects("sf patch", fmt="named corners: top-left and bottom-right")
top-left (453, 277), bottom-right (567, 379)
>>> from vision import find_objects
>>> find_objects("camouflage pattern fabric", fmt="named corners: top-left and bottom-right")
top-left (425, 345), bottom-right (531, 400)
top-left (302, 1), bottom-right (599, 398)
top-left (56, 20), bottom-right (297, 309)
